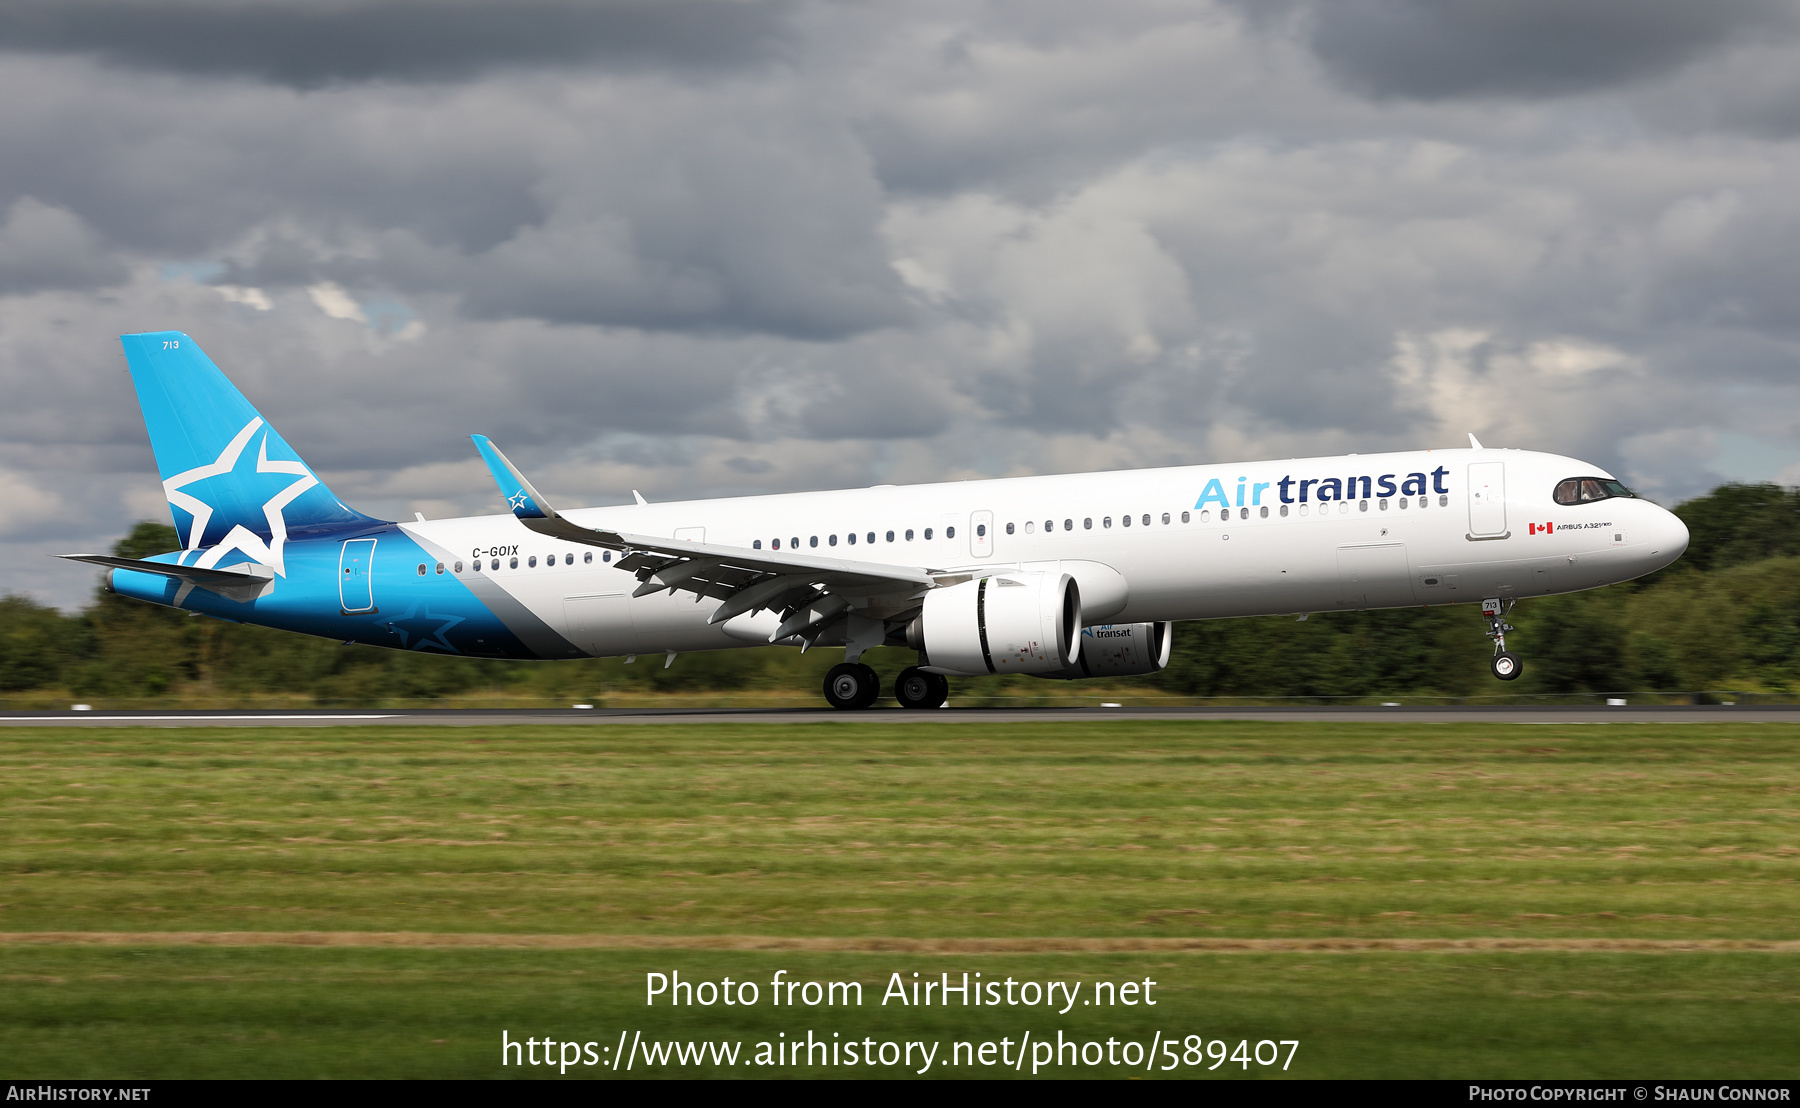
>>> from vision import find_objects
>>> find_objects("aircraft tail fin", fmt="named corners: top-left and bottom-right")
top-left (119, 331), bottom-right (381, 573)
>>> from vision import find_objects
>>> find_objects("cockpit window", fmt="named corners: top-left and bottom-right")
top-left (1554, 476), bottom-right (1634, 506)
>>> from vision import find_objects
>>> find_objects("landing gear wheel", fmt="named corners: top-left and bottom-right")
top-left (824, 662), bottom-right (881, 710)
top-left (1480, 598), bottom-right (1522, 683)
top-left (894, 666), bottom-right (949, 710)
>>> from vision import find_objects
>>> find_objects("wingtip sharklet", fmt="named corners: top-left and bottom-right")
top-left (471, 434), bottom-right (555, 521)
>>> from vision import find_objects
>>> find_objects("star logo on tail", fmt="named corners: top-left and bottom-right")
top-left (508, 491), bottom-right (533, 512)
top-left (162, 416), bottom-right (317, 577)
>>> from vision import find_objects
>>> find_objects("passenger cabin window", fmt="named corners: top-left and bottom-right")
top-left (436, 562), bottom-right (445, 574)
top-left (1554, 477), bottom-right (1634, 506)
top-left (528, 555), bottom-right (537, 567)
top-left (510, 557), bottom-right (519, 569)
top-left (1181, 511), bottom-right (1190, 523)
top-left (905, 529), bottom-right (914, 541)
top-left (416, 563), bottom-right (426, 576)
top-left (1005, 522), bottom-right (1014, 535)
top-left (925, 528), bottom-right (933, 540)
top-left (867, 532), bottom-right (875, 544)
top-left (946, 526), bottom-right (955, 538)
top-left (845, 533), bottom-right (853, 544)
top-left (830, 534), bottom-right (838, 546)
top-left (886, 531), bottom-right (895, 542)
top-left (754, 540), bottom-right (762, 550)
top-left (810, 536), bottom-right (819, 548)
top-left (1083, 518), bottom-right (1093, 530)
top-left (977, 523), bottom-right (987, 537)
top-left (454, 560), bottom-right (464, 573)
top-left (584, 551), bottom-right (593, 563)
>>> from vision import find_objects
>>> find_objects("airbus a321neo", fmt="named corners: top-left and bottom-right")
top-left (63, 332), bottom-right (1690, 709)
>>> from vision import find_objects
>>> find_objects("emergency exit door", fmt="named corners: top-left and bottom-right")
top-left (1468, 462), bottom-right (1508, 537)
top-left (970, 510), bottom-right (994, 557)
top-left (339, 538), bottom-right (376, 613)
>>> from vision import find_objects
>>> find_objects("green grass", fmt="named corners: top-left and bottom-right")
top-left (2, 948), bottom-right (1794, 1079)
top-left (1, 721), bottom-right (1797, 1077)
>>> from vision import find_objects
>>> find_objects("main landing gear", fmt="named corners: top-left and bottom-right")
top-left (823, 662), bottom-right (881, 710)
top-left (1482, 597), bottom-right (1523, 681)
top-left (894, 666), bottom-right (949, 710)
top-left (822, 662), bottom-right (950, 710)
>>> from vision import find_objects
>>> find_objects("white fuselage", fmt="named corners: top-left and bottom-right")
top-left (399, 447), bottom-right (1689, 659)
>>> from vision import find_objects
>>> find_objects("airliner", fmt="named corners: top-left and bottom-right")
top-left (62, 332), bottom-right (1690, 709)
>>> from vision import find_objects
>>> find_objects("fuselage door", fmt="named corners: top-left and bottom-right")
top-left (970, 510), bottom-right (994, 558)
top-left (339, 538), bottom-right (376, 613)
top-left (563, 593), bottom-right (637, 656)
top-left (1467, 461), bottom-right (1507, 537)
top-left (1337, 542), bottom-right (1416, 609)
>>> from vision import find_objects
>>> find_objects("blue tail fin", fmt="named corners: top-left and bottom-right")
top-left (120, 331), bottom-right (382, 575)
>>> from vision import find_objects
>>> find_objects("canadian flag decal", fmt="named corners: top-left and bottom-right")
top-left (1528, 522), bottom-right (1555, 535)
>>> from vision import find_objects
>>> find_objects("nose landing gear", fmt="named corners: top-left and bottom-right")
top-left (1483, 597), bottom-right (1523, 681)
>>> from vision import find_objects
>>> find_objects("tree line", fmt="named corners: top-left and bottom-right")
top-left (1, 483), bottom-right (1793, 703)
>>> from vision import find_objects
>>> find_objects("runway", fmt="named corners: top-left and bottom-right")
top-left (4, 704), bottom-right (1799, 726)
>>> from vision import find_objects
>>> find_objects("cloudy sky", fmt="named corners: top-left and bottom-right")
top-left (5, 0), bottom-right (1800, 608)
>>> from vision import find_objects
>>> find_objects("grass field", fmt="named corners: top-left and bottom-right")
top-left (1, 720), bottom-right (1796, 1078)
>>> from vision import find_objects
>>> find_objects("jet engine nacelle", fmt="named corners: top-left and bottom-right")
top-left (910, 571), bottom-right (1080, 677)
top-left (1037, 621), bottom-right (1173, 680)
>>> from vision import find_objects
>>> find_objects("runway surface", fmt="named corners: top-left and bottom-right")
top-left (4, 705), bottom-right (1799, 726)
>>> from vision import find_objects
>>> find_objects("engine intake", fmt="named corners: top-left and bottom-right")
top-left (911, 572), bottom-right (1080, 677)
top-left (1037, 621), bottom-right (1173, 680)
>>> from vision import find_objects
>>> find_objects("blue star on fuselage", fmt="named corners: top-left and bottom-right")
top-left (384, 601), bottom-right (465, 652)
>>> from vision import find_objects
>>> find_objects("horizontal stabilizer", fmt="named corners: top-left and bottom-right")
top-left (58, 553), bottom-right (275, 583)
top-left (58, 553), bottom-right (275, 602)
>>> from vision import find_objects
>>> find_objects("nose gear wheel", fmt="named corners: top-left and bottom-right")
top-left (1482, 598), bottom-right (1523, 681)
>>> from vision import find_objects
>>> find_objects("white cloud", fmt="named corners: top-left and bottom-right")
top-left (307, 281), bottom-right (366, 323)
top-left (216, 284), bottom-right (271, 310)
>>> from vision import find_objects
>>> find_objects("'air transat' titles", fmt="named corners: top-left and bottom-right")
top-left (1195, 466), bottom-right (1451, 510)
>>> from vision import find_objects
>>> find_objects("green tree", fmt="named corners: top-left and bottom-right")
top-left (1671, 483), bottom-right (1800, 573)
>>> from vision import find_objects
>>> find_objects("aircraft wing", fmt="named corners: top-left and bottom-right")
top-left (472, 436), bottom-right (941, 638)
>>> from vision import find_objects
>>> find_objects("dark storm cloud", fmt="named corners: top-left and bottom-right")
top-left (1285, 0), bottom-right (1794, 100)
top-left (0, 0), bottom-right (797, 87)
top-left (0, 198), bottom-right (127, 294)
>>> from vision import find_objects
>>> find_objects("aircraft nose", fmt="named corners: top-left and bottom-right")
top-left (1647, 502), bottom-right (1689, 566)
